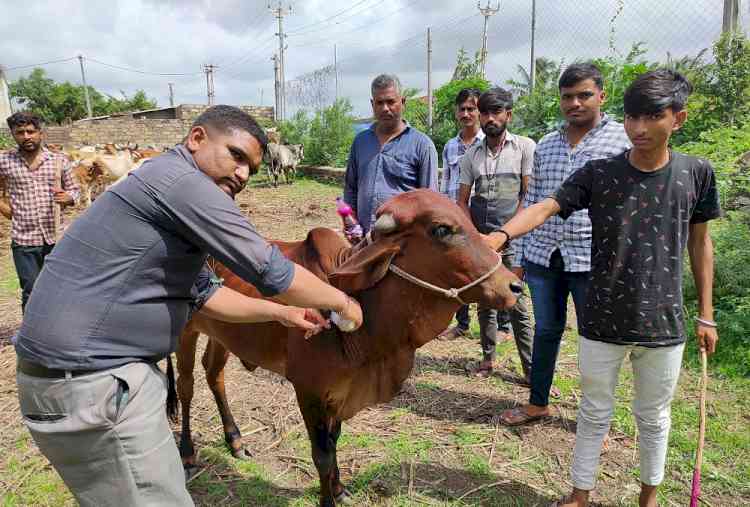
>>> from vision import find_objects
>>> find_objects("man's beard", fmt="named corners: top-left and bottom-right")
top-left (482, 122), bottom-right (506, 137)
top-left (19, 141), bottom-right (40, 153)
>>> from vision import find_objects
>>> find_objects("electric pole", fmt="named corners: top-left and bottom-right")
top-left (269, 1), bottom-right (291, 120)
top-left (260, 88), bottom-right (264, 106)
top-left (77, 55), bottom-right (93, 119)
top-left (529, 0), bottom-right (536, 93)
top-left (272, 54), bottom-right (281, 122)
top-left (723, 0), bottom-right (740, 33)
top-left (334, 44), bottom-right (339, 104)
top-left (168, 82), bottom-right (175, 107)
top-left (427, 27), bottom-right (433, 132)
top-left (202, 64), bottom-right (218, 106)
top-left (478, 1), bottom-right (500, 79)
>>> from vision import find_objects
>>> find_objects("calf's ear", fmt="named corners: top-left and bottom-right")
top-left (328, 242), bottom-right (400, 294)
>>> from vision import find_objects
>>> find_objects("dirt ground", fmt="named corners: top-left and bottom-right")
top-left (0, 174), bottom-right (745, 507)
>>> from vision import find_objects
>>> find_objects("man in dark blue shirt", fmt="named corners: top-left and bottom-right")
top-left (15, 106), bottom-right (363, 507)
top-left (344, 74), bottom-right (438, 235)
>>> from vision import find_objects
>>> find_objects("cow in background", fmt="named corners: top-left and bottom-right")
top-left (265, 142), bottom-right (305, 187)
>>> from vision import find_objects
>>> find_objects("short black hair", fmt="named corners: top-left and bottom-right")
top-left (455, 88), bottom-right (482, 106)
top-left (478, 87), bottom-right (513, 114)
top-left (558, 63), bottom-right (604, 90)
top-left (624, 69), bottom-right (693, 115)
top-left (7, 111), bottom-right (43, 131)
top-left (191, 105), bottom-right (269, 153)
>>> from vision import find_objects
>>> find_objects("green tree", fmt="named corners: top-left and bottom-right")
top-left (305, 98), bottom-right (355, 166)
top-left (451, 47), bottom-right (482, 81)
top-left (705, 31), bottom-right (750, 127)
top-left (9, 68), bottom-right (157, 124)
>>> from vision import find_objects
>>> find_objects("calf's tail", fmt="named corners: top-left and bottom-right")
top-left (165, 354), bottom-right (179, 423)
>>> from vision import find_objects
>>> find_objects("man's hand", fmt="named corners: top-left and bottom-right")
top-left (336, 295), bottom-right (363, 332)
top-left (696, 322), bottom-right (718, 355)
top-left (482, 232), bottom-right (507, 251)
top-left (511, 266), bottom-right (524, 281)
top-left (52, 187), bottom-right (74, 206)
top-left (278, 307), bottom-right (330, 339)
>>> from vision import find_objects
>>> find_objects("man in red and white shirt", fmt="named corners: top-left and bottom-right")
top-left (0, 112), bottom-right (79, 312)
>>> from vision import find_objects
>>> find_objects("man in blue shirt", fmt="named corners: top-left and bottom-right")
top-left (15, 106), bottom-right (363, 507)
top-left (344, 74), bottom-right (438, 233)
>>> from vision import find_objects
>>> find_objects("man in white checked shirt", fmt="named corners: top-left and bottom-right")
top-left (500, 64), bottom-right (631, 426)
top-left (0, 112), bottom-right (79, 312)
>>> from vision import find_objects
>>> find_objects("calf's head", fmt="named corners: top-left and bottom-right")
top-left (329, 190), bottom-right (521, 311)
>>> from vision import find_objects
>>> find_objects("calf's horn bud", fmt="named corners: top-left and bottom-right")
top-left (373, 213), bottom-right (397, 234)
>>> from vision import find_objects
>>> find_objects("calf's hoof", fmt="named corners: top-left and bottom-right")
top-left (184, 464), bottom-right (201, 483)
top-left (334, 488), bottom-right (354, 505)
top-left (230, 445), bottom-right (253, 461)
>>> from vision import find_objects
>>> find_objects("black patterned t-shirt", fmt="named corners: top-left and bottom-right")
top-left (552, 151), bottom-right (721, 346)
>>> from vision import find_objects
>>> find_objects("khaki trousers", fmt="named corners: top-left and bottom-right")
top-left (17, 361), bottom-right (193, 507)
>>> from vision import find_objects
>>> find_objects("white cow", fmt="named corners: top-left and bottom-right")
top-left (265, 143), bottom-right (304, 187)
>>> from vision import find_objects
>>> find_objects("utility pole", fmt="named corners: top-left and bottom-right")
top-left (723, 0), bottom-right (740, 33)
top-left (477, 1), bottom-right (500, 79)
top-left (334, 44), bottom-right (339, 104)
top-left (259, 88), bottom-right (264, 106)
top-left (202, 64), bottom-right (217, 106)
top-left (529, 0), bottom-right (537, 93)
top-left (427, 27), bottom-right (433, 132)
top-left (77, 55), bottom-right (93, 118)
top-left (269, 1), bottom-right (291, 120)
top-left (168, 82), bottom-right (175, 107)
top-left (272, 54), bottom-right (281, 122)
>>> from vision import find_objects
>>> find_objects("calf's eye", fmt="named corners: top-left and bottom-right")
top-left (431, 225), bottom-right (453, 240)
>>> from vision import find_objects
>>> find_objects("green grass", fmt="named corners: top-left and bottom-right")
top-left (0, 258), bottom-right (19, 297)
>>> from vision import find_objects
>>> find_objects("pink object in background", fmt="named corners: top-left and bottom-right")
top-left (335, 197), bottom-right (363, 243)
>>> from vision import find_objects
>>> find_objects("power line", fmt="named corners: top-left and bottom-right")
top-left (86, 57), bottom-right (203, 76)
top-left (285, 0), bottom-right (374, 35)
top-left (4, 57), bottom-right (77, 72)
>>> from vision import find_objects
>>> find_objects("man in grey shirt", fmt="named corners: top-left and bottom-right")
top-left (344, 74), bottom-right (438, 234)
top-left (14, 106), bottom-right (363, 507)
top-left (458, 88), bottom-right (535, 381)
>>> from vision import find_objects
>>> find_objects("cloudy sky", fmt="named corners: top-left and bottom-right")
top-left (1, 0), bottom-right (744, 118)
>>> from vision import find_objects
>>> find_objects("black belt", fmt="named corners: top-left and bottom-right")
top-left (17, 358), bottom-right (101, 379)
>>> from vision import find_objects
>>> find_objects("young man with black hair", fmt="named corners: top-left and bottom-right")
top-left (457, 87), bottom-right (535, 380)
top-left (14, 105), bottom-right (363, 506)
top-left (437, 87), bottom-right (485, 340)
top-left (0, 112), bottom-right (80, 312)
top-left (500, 63), bottom-right (632, 426)
top-left (489, 69), bottom-right (720, 507)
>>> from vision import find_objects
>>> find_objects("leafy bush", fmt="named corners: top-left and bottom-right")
top-left (0, 131), bottom-right (13, 150)
top-left (279, 99), bottom-right (355, 167)
top-left (679, 126), bottom-right (750, 213)
top-left (683, 214), bottom-right (750, 378)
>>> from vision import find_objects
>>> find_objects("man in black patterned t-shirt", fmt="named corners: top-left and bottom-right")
top-left (487, 70), bottom-right (720, 507)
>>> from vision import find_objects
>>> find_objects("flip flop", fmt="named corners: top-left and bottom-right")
top-left (499, 406), bottom-right (545, 426)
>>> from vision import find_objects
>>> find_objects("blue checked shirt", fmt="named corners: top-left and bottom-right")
top-left (440, 130), bottom-right (484, 201)
top-left (515, 114), bottom-right (631, 271)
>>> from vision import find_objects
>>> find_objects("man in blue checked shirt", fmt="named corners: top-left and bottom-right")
top-left (437, 88), bottom-right (486, 341)
top-left (500, 63), bottom-right (631, 426)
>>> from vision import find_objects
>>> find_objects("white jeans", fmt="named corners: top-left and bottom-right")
top-left (571, 336), bottom-right (685, 490)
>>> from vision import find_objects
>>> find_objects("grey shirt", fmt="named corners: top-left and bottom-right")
top-left (344, 122), bottom-right (438, 232)
top-left (459, 132), bottom-right (535, 237)
top-left (15, 145), bottom-right (295, 370)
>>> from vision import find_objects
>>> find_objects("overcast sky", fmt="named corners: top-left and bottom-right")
top-left (1, 0), bottom-right (745, 118)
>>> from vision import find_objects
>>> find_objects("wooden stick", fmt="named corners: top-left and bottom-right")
top-left (52, 159), bottom-right (63, 241)
top-left (689, 349), bottom-right (708, 507)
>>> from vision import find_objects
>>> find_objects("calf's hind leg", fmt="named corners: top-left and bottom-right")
top-left (175, 329), bottom-right (200, 475)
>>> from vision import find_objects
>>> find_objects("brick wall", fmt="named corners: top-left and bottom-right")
top-left (0, 104), bottom-right (274, 149)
